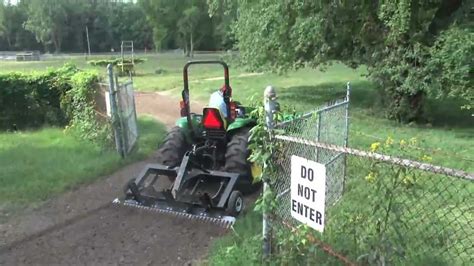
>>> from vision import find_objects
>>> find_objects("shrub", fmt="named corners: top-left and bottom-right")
top-left (428, 27), bottom-right (474, 111)
top-left (0, 66), bottom-right (74, 130)
top-left (87, 57), bottom-right (146, 67)
top-left (0, 64), bottom-right (111, 144)
top-left (61, 69), bottom-right (112, 145)
top-left (87, 57), bottom-right (146, 76)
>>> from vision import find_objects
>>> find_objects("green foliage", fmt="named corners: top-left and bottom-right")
top-left (207, 0), bottom-right (238, 49)
top-left (0, 1), bottom-right (152, 52)
top-left (87, 58), bottom-right (145, 67)
top-left (228, 0), bottom-right (472, 122)
top-left (62, 69), bottom-right (112, 145)
top-left (139, 0), bottom-right (224, 54)
top-left (208, 210), bottom-right (262, 266)
top-left (0, 2), bottom-right (5, 37)
top-left (0, 1), bottom-right (41, 50)
top-left (87, 58), bottom-right (147, 76)
top-left (369, 44), bottom-right (431, 122)
top-left (24, 0), bottom-right (71, 52)
top-left (247, 98), bottom-right (296, 216)
top-left (0, 67), bottom-right (71, 130)
top-left (428, 26), bottom-right (474, 111)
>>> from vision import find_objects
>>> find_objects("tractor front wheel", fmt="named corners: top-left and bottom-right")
top-left (155, 127), bottom-right (188, 181)
top-left (226, 190), bottom-right (244, 216)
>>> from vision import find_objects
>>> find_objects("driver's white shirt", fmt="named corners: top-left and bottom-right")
top-left (208, 91), bottom-right (228, 118)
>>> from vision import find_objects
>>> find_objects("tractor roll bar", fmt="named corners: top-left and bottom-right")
top-left (183, 60), bottom-right (230, 93)
top-left (182, 60), bottom-right (231, 136)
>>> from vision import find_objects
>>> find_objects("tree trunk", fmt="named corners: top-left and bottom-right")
top-left (6, 34), bottom-right (11, 49)
top-left (57, 37), bottom-right (62, 53)
top-left (190, 32), bottom-right (194, 58)
top-left (52, 32), bottom-right (59, 53)
top-left (184, 38), bottom-right (190, 57)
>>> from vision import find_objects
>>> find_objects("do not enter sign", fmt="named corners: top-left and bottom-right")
top-left (290, 155), bottom-right (326, 232)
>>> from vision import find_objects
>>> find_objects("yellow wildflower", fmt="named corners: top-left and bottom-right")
top-left (421, 155), bottom-right (432, 162)
top-left (365, 172), bottom-right (377, 183)
top-left (402, 175), bottom-right (415, 186)
top-left (400, 139), bottom-right (407, 146)
top-left (409, 137), bottom-right (417, 145)
top-left (370, 142), bottom-right (381, 152)
top-left (385, 136), bottom-right (394, 147)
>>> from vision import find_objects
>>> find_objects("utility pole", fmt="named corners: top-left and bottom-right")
top-left (86, 26), bottom-right (91, 58)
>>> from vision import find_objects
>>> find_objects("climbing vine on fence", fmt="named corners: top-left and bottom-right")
top-left (61, 68), bottom-right (112, 145)
top-left (248, 100), bottom-right (289, 214)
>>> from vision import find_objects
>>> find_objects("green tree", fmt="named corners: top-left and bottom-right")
top-left (108, 3), bottom-right (154, 51)
top-left (24, 0), bottom-right (71, 52)
top-left (0, 1), bottom-right (39, 51)
top-left (139, 0), bottom-right (183, 51)
top-left (207, 0), bottom-right (238, 50)
top-left (140, 0), bottom-right (213, 55)
top-left (178, 1), bottom-right (211, 57)
top-left (215, 0), bottom-right (472, 122)
top-left (427, 6), bottom-right (473, 112)
top-left (0, 2), bottom-right (5, 39)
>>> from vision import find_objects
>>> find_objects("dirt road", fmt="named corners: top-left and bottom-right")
top-left (0, 92), bottom-right (228, 265)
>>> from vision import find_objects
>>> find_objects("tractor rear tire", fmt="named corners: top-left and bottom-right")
top-left (224, 128), bottom-right (261, 195)
top-left (156, 127), bottom-right (188, 180)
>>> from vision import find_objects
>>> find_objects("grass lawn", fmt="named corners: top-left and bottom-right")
top-left (207, 210), bottom-right (262, 266)
top-left (0, 116), bottom-right (166, 210)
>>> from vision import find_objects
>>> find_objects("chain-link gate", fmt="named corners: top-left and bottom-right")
top-left (100, 64), bottom-right (138, 157)
top-left (116, 80), bottom-right (138, 155)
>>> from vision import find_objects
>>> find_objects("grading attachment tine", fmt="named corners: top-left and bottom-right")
top-left (112, 198), bottom-right (236, 229)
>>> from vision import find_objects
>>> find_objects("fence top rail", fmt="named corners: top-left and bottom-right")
top-left (276, 111), bottom-right (315, 127)
top-left (274, 135), bottom-right (474, 181)
top-left (316, 98), bottom-right (349, 113)
top-left (275, 98), bottom-right (349, 128)
top-left (123, 80), bottom-right (133, 87)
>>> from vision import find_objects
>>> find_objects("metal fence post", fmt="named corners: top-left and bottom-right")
top-left (107, 64), bottom-right (124, 157)
top-left (316, 112), bottom-right (322, 162)
top-left (114, 74), bottom-right (129, 156)
top-left (344, 82), bottom-right (351, 148)
top-left (342, 82), bottom-right (351, 191)
top-left (263, 85), bottom-right (278, 259)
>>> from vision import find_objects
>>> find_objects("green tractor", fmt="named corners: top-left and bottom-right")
top-left (117, 61), bottom-right (261, 227)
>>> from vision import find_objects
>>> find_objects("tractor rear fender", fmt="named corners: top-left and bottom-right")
top-left (176, 115), bottom-right (255, 138)
top-left (176, 115), bottom-right (202, 141)
top-left (227, 117), bottom-right (255, 132)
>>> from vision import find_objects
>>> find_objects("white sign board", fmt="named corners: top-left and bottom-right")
top-left (291, 155), bottom-right (326, 232)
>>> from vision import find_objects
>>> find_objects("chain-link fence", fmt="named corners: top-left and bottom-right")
top-left (271, 85), bottom-right (350, 227)
top-left (266, 85), bottom-right (474, 265)
top-left (99, 65), bottom-right (138, 157)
